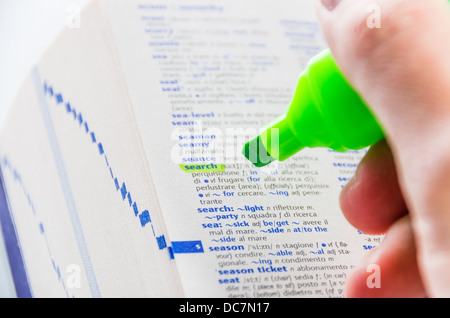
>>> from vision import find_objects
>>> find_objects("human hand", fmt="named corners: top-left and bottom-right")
top-left (316, 0), bottom-right (450, 297)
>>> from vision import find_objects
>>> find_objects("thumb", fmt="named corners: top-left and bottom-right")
top-left (316, 0), bottom-right (450, 142)
top-left (316, 0), bottom-right (450, 297)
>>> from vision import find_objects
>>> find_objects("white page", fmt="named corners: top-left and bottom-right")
top-left (105, 0), bottom-right (383, 297)
top-left (0, 0), bottom-right (182, 297)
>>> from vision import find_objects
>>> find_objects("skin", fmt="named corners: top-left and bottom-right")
top-left (315, 0), bottom-right (450, 297)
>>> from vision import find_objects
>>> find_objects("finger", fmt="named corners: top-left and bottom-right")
top-left (345, 215), bottom-right (426, 298)
top-left (340, 140), bottom-right (406, 235)
top-left (315, 0), bottom-right (450, 147)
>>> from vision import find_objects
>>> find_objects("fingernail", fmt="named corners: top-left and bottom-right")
top-left (320, 0), bottom-right (341, 11)
top-left (339, 173), bottom-right (357, 210)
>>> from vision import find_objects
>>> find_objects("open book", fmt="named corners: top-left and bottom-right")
top-left (0, 0), bottom-right (382, 298)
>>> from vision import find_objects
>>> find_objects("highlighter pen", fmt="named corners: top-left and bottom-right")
top-left (242, 49), bottom-right (384, 167)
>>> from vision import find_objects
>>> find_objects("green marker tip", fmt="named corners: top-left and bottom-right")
top-left (242, 49), bottom-right (385, 168)
top-left (242, 136), bottom-right (275, 168)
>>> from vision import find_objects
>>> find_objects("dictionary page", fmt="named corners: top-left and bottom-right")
top-left (104, 0), bottom-right (383, 297)
top-left (0, 0), bottom-right (182, 297)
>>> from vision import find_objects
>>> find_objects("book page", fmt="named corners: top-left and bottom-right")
top-left (0, 0), bottom-right (182, 297)
top-left (104, 0), bottom-right (383, 297)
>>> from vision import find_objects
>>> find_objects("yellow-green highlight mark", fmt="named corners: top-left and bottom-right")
top-left (179, 163), bottom-right (225, 173)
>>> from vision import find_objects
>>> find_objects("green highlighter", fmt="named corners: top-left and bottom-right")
top-left (242, 49), bottom-right (384, 167)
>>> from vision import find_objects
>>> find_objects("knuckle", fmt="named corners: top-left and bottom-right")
top-left (352, 1), bottom-right (427, 58)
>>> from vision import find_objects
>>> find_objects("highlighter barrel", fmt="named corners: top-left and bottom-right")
top-left (243, 49), bottom-right (384, 167)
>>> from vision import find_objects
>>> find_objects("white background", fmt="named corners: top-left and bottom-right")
top-left (0, 0), bottom-right (90, 298)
